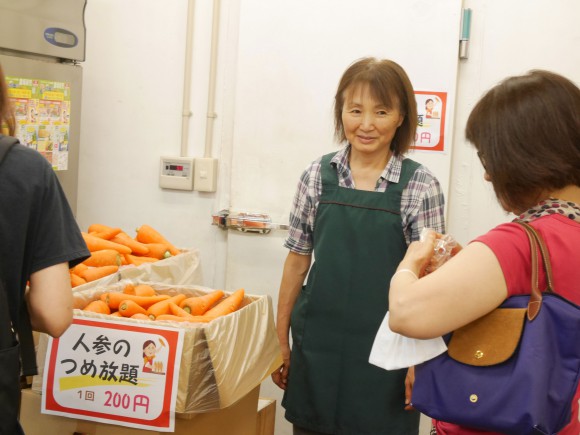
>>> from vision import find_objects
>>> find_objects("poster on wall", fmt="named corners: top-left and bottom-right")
top-left (412, 91), bottom-right (447, 152)
top-left (4, 76), bottom-right (71, 170)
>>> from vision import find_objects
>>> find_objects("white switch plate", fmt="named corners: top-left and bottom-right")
top-left (193, 157), bottom-right (218, 192)
top-left (159, 156), bottom-right (194, 190)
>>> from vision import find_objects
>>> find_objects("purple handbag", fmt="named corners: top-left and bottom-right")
top-left (411, 222), bottom-right (580, 435)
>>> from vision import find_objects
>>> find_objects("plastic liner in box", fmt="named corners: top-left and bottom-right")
top-left (71, 249), bottom-right (203, 294)
top-left (34, 281), bottom-right (283, 416)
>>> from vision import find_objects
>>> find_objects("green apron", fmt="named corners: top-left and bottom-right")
top-left (282, 152), bottom-right (421, 435)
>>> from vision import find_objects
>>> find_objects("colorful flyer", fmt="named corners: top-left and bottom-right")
top-left (42, 316), bottom-right (184, 432)
top-left (4, 76), bottom-right (71, 170)
top-left (413, 91), bottom-right (447, 152)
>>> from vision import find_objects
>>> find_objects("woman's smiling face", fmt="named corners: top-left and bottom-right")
top-left (341, 84), bottom-right (403, 157)
top-left (144, 343), bottom-right (156, 357)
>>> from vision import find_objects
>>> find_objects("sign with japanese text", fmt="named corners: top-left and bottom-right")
top-left (42, 316), bottom-right (184, 432)
top-left (3, 76), bottom-right (72, 170)
top-left (412, 91), bottom-right (447, 152)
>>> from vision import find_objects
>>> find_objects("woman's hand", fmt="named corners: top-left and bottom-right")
top-left (271, 343), bottom-right (291, 390)
top-left (399, 230), bottom-right (438, 277)
top-left (400, 230), bottom-right (463, 277)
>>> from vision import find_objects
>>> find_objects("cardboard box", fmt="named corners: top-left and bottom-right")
top-left (20, 387), bottom-right (260, 435)
top-left (256, 398), bottom-right (276, 435)
top-left (33, 281), bottom-right (283, 417)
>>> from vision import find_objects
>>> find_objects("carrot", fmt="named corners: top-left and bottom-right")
top-left (111, 232), bottom-right (150, 256)
top-left (83, 249), bottom-right (122, 267)
top-left (146, 294), bottom-right (187, 320)
top-left (82, 232), bottom-right (131, 254)
top-left (155, 314), bottom-right (213, 323)
top-left (118, 299), bottom-right (148, 317)
top-left (71, 262), bottom-right (88, 275)
top-left (122, 283), bottom-right (136, 295)
top-left (105, 293), bottom-right (170, 310)
top-left (83, 300), bottom-right (111, 315)
top-left (109, 311), bottom-right (123, 317)
top-left (124, 254), bottom-right (159, 266)
top-left (133, 284), bottom-right (156, 296)
top-left (89, 227), bottom-right (122, 240)
top-left (70, 273), bottom-right (87, 288)
top-left (130, 313), bottom-right (151, 320)
top-left (143, 243), bottom-right (172, 260)
top-left (179, 290), bottom-right (225, 315)
top-left (168, 302), bottom-right (195, 318)
top-left (135, 225), bottom-right (180, 256)
top-left (79, 265), bottom-right (119, 283)
top-left (124, 283), bottom-right (156, 296)
top-left (204, 288), bottom-right (245, 318)
top-left (88, 223), bottom-right (120, 235)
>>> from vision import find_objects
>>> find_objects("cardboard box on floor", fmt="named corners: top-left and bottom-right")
top-left (33, 280), bottom-right (282, 416)
top-left (20, 387), bottom-right (261, 435)
top-left (256, 398), bottom-right (276, 435)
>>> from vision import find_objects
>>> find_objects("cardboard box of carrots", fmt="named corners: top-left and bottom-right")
top-left (33, 280), bottom-right (283, 415)
top-left (71, 224), bottom-right (202, 291)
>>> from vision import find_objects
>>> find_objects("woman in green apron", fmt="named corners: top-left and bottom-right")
top-left (272, 57), bottom-right (446, 435)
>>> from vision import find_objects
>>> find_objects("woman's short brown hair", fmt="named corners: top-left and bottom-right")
top-left (0, 63), bottom-right (16, 136)
top-left (466, 70), bottom-right (580, 212)
top-left (333, 57), bottom-right (417, 156)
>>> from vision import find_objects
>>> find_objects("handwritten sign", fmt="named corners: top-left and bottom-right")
top-left (42, 316), bottom-right (184, 432)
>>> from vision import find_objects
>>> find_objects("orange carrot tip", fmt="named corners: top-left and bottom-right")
top-left (79, 265), bottom-right (119, 283)
top-left (123, 283), bottom-right (136, 295)
top-left (83, 300), bottom-right (111, 315)
top-left (179, 290), bottom-right (225, 315)
top-left (118, 299), bottom-right (148, 317)
top-left (204, 288), bottom-right (245, 318)
top-left (135, 225), bottom-right (180, 256)
top-left (133, 284), bottom-right (156, 297)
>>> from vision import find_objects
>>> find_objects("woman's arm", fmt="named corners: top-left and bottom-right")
top-left (27, 262), bottom-right (73, 337)
top-left (388, 232), bottom-right (507, 339)
top-left (271, 251), bottom-right (312, 389)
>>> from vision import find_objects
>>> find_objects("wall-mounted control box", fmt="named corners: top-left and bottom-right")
top-left (159, 156), bottom-right (195, 190)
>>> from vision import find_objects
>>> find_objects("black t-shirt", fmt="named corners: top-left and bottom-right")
top-left (0, 139), bottom-right (89, 324)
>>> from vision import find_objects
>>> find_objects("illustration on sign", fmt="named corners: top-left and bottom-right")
top-left (412, 91), bottom-right (447, 152)
top-left (3, 76), bottom-right (71, 170)
top-left (42, 317), bottom-right (184, 432)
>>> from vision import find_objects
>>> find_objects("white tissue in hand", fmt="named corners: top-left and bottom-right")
top-left (369, 312), bottom-right (447, 370)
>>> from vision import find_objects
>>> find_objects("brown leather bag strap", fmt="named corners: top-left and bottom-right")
top-left (517, 222), bottom-right (543, 320)
top-left (516, 220), bottom-right (558, 321)
top-left (520, 222), bottom-right (555, 293)
top-left (517, 221), bottom-right (555, 293)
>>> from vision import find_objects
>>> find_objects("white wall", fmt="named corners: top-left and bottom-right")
top-left (77, 0), bottom-right (225, 285)
top-left (76, 1), bottom-right (580, 434)
top-left (448, 0), bottom-right (580, 244)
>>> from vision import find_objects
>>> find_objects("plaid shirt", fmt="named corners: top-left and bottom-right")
top-left (284, 145), bottom-right (446, 254)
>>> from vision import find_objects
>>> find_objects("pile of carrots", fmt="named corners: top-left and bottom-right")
top-left (70, 224), bottom-right (181, 288)
top-left (81, 283), bottom-right (245, 323)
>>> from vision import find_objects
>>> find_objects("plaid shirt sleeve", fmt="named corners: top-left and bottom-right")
top-left (400, 165), bottom-right (446, 244)
top-left (283, 159), bottom-right (322, 254)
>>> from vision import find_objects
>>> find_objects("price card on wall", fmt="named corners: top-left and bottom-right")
top-left (42, 316), bottom-right (184, 432)
top-left (412, 90), bottom-right (448, 152)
